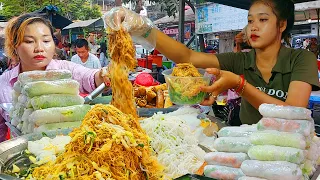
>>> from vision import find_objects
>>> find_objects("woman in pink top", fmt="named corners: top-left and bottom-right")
top-left (0, 13), bottom-right (110, 142)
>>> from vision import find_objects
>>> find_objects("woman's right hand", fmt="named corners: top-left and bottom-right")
top-left (104, 7), bottom-right (154, 37)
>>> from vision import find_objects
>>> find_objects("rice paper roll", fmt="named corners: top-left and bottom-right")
top-left (34, 121), bottom-right (81, 132)
top-left (18, 94), bottom-right (28, 104)
top-left (22, 79), bottom-right (79, 98)
top-left (12, 90), bottom-right (20, 104)
top-left (218, 126), bottom-right (257, 137)
top-left (11, 118), bottom-right (19, 126)
top-left (13, 81), bottom-right (22, 93)
top-left (17, 122), bottom-right (23, 130)
top-left (30, 94), bottom-right (84, 110)
top-left (257, 118), bottom-right (314, 137)
top-left (238, 177), bottom-right (267, 180)
top-left (10, 103), bottom-right (25, 119)
top-left (241, 160), bottom-right (302, 180)
top-left (204, 165), bottom-right (244, 180)
top-left (259, 103), bottom-right (312, 120)
top-left (307, 142), bottom-right (320, 161)
top-left (249, 131), bottom-right (307, 149)
top-left (204, 152), bottom-right (249, 168)
top-left (248, 145), bottom-right (306, 164)
top-left (21, 109), bottom-right (33, 123)
top-left (29, 105), bottom-right (91, 126)
top-left (18, 70), bottom-right (72, 85)
top-left (213, 137), bottom-right (252, 153)
top-left (300, 160), bottom-right (317, 176)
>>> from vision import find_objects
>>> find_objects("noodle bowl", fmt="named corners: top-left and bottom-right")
top-left (162, 64), bottom-right (212, 105)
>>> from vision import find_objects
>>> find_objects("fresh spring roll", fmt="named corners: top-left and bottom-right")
top-left (22, 79), bottom-right (80, 98)
top-left (29, 105), bottom-right (91, 126)
top-left (204, 152), bottom-right (249, 168)
top-left (213, 137), bottom-right (252, 153)
top-left (238, 176), bottom-right (267, 180)
top-left (21, 108), bottom-right (33, 133)
top-left (247, 145), bottom-right (306, 164)
top-left (218, 125), bottom-right (257, 137)
top-left (34, 121), bottom-right (82, 133)
top-left (249, 131), bottom-right (307, 149)
top-left (204, 165), bottom-right (245, 180)
top-left (18, 94), bottom-right (28, 104)
top-left (11, 118), bottom-right (19, 127)
top-left (241, 160), bottom-right (303, 180)
top-left (30, 94), bottom-right (84, 110)
top-left (307, 142), bottom-right (320, 161)
top-left (12, 90), bottom-right (20, 104)
top-left (300, 160), bottom-right (317, 176)
top-left (18, 70), bottom-right (72, 85)
top-left (257, 118), bottom-right (314, 137)
top-left (10, 102), bottom-right (25, 119)
top-left (13, 81), bottom-right (22, 93)
top-left (258, 103), bottom-right (312, 120)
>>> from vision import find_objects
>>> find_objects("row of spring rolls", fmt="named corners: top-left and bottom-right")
top-left (20, 105), bottom-right (91, 134)
top-left (204, 160), bottom-right (303, 180)
top-left (219, 118), bottom-right (314, 138)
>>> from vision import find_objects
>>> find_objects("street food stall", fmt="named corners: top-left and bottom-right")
top-left (1, 1), bottom-right (320, 180)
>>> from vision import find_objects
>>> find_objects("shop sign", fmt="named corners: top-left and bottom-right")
top-left (195, 3), bottom-right (248, 34)
top-left (163, 28), bottom-right (179, 35)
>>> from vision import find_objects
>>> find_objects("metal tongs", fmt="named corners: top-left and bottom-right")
top-left (84, 83), bottom-right (106, 104)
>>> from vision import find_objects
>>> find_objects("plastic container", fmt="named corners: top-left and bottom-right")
top-left (162, 68), bottom-right (212, 105)
top-left (137, 58), bottom-right (153, 69)
top-left (162, 61), bottom-right (173, 69)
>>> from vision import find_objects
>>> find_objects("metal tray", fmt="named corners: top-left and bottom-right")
top-left (0, 129), bottom-right (72, 174)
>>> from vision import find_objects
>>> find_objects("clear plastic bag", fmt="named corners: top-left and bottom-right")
top-left (213, 137), bottom-right (252, 153)
top-left (247, 145), bottom-right (306, 164)
top-left (22, 79), bottom-right (80, 98)
top-left (249, 131), bottom-right (307, 149)
top-left (204, 152), bottom-right (249, 168)
top-left (104, 7), bottom-right (156, 50)
top-left (218, 126), bottom-right (257, 137)
top-left (257, 118), bottom-right (314, 137)
top-left (241, 160), bottom-right (303, 180)
top-left (259, 104), bottom-right (312, 120)
top-left (29, 94), bottom-right (84, 110)
top-left (29, 105), bottom-right (91, 126)
top-left (18, 70), bottom-right (72, 85)
top-left (204, 165), bottom-right (245, 180)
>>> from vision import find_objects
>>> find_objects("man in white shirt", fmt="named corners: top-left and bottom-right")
top-left (71, 39), bottom-right (101, 69)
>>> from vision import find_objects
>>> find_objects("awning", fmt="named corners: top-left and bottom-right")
top-left (62, 18), bottom-right (104, 30)
top-left (295, 1), bottom-right (320, 22)
top-left (34, 6), bottom-right (72, 29)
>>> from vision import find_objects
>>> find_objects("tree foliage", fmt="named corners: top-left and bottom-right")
top-left (0, 0), bottom-right (102, 21)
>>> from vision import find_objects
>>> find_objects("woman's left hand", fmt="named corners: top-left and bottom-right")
top-left (200, 68), bottom-right (239, 106)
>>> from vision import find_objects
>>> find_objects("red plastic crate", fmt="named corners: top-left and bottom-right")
top-left (137, 58), bottom-right (153, 69)
top-left (148, 55), bottom-right (162, 67)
